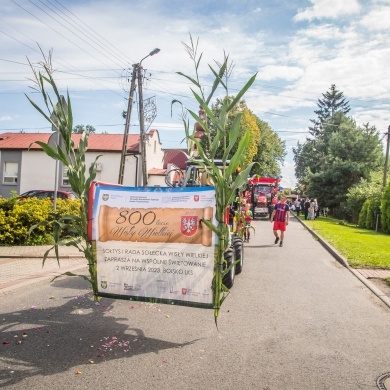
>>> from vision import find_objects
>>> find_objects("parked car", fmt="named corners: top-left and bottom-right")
top-left (19, 190), bottom-right (77, 200)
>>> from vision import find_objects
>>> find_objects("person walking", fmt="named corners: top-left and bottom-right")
top-left (304, 198), bottom-right (310, 220)
top-left (295, 198), bottom-right (301, 216)
top-left (309, 198), bottom-right (315, 221)
top-left (270, 195), bottom-right (290, 247)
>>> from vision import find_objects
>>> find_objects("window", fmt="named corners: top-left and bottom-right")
top-left (62, 166), bottom-right (70, 186)
top-left (3, 162), bottom-right (18, 184)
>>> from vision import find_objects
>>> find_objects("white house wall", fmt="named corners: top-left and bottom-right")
top-left (20, 150), bottom-right (56, 193)
top-left (146, 132), bottom-right (165, 174)
top-left (84, 152), bottom-right (138, 187)
top-left (148, 175), bottom-right (165, 187)
top-left (20, 150), bottom-right (138, 193)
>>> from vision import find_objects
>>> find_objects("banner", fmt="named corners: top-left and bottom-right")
top-left (91, 183), bottom-right (217, 308)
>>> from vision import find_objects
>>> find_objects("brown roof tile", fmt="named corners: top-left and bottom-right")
top-left (0, 132), bottom-right (140, 152)
top-left (163, 149), bottom-right (189, 169)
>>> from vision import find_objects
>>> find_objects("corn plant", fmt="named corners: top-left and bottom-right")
top-left (174, 36), bottom-right (257, 322)
top-left (26, 51), bottom-right (100, 300)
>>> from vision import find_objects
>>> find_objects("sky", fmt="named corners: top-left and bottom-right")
top-left (1, 0), bottom-right (390, 189)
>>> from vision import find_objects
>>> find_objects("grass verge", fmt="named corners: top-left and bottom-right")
top-left (300, 216), bottom-right (390, 269)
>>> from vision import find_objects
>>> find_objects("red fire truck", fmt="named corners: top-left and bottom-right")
top-left (247, 176), bottom-right (281, 219)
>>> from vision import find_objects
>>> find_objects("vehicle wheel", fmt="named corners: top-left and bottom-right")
top-left (233, 237), bottom-right (244, 275)
top-left (222, 248), bottom-right (236, 289)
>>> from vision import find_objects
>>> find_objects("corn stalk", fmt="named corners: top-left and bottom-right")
top-left (174, 36), bottom-right (257, 323)
top-left (26, 51), bottom-right (100, 300)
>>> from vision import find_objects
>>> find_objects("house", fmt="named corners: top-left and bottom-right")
top-left (161, 148), bottom-right (190, 186)
top-left (0, 129), bottom-right (188, 198)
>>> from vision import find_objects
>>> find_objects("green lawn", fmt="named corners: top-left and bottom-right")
top-left (300, 216), bottom-right (390, 269)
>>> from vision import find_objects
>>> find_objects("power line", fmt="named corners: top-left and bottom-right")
top-left (39, 0), bottom-right (130, 67)
top-left (11, 0), bottom-right (124, 74)
top-left (52, 0), bottom-right (135, 65)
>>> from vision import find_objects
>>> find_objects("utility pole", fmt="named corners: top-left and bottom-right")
top-left (137, 65), bottom-right (148, 187)
top-left (383, 125), bottom-right (390, 188)
top-left (118, 48), bottom-right (160, 186)
top-left (118, 67), bottom-right (137, 185)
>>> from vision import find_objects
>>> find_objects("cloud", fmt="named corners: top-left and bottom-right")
top-left (359, 6), bottom-right (390, 31)
top-left (353, 106), bottom-right (390, 132)
top-left (281, 160), bottom-right (297, 189)
top-left (294, 0), bottom-right (361, 21)
top-left (257, 65), bottom-right (304, 81)
top-left (210, 27), bottom-right (231, 34)
top-left (0, 115), bottom-right (13, 122)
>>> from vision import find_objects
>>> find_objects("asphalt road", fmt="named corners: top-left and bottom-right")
top-left (1, 217), bottom-right (390, 390)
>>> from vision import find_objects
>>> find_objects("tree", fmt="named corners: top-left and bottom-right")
top-left (202, 98), bottom-right (260, 164)
top-left (307, 114), bottom-right (383, 216)
top-left (251, 118), bottom-right (285, 177)
top-left (309, 84), bottom-right (350, 137)
top-left (202, 100), bottom-right (285, 176)
top-left (73, 124), bottom-right (96, 134)
top-left (241, 109), bottom-right (261, 166)
top-left (294, 85), bottom-right (351, 189)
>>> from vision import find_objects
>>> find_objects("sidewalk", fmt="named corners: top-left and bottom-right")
top-left (0, 245), bottom-right (87, 294)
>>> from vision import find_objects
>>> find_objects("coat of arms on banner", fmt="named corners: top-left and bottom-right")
top-left (181, 216), bottom-right (198, 236)
top-left (182, 288), bottom-right (187, 295)
top-left (194, 195), bottom-right (199, 202)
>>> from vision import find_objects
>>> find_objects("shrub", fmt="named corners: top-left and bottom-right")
top-left (345, 173), bottom-right (382, 224)
top-left (0, 198), bottom-right (81, 245)
top-left (358, 196), bottom-right (382, 230)
top-left (358, 200), bottom-right (369, 229)
top-left (382, 181), bottom-right (390, 234)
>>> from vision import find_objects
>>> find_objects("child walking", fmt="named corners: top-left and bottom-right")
top-left (243, 203), bottom-right (253, 242)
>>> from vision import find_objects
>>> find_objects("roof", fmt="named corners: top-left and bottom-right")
top-left (0, 132), bottom-right (141, 152)
top-left (163, 149), bottom-right (189, 169)
top-left (249, 177), bottom-right (280, 184)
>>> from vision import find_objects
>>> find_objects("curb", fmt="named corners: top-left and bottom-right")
top-left (293, 214), bottom-right (390, 310)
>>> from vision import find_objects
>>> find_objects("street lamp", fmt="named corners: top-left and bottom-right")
top-left (118, 48), bottom-right (160, 186)
top-left (137, 48), bottom-right (160, 187)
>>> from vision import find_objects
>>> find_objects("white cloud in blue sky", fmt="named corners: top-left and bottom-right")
top-left (0, 0), bottom-right (389, 189)
top-left (294, 0), bottom-right (361, 21)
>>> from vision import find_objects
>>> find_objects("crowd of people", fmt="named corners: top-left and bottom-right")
top-left (233, 190), bottom-right (329, 248)
top-left (289, 197), bottom-right (327, 220)
top-left (235, 190), bottom-right (290, 247)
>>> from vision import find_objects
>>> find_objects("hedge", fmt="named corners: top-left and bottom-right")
top-left (0, 197), bottom-right (81, 245)
top-left (382, 181), bottom-right (390, 234)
